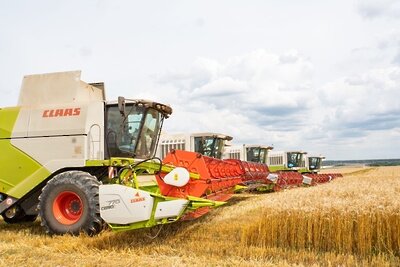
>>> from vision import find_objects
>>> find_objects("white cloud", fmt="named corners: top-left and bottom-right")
top-left (1, 1), bottom-right (399, 159)
top-left (149, 50), bottom-right (317, 148)
top-left (357, 0), bottom-right (400, 19)
top-left (146, 50), bottom-right (400, 160)
top-left (310, 66), bottom-right (400, 153)
top-left (191, 77), bottom-right (246, 98)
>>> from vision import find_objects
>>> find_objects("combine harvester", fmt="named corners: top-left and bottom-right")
top-left (224, 144), bottom-right (273, 163)
top-left (266, 150), bottom-right (308, 189)
top-left (301, 155), bottom-right (343, 185)
top-left (157, 132), bottom-right (233, 160)
top-left (305, 155), bottom-right (325, 173)
top-left (157, 133), bottom-right (276, 197)
top-left (225, 147), bottom-right (306, 190)
top-left (0, 71), bottom-right (270, 235)
top-left (223, 144), bottom-right (278, 191)
top-left (225, 147), bottom-right (342, 190)
top-left (268, 151), bottom-right (342, 188)
top-left (268, 150), bottom-right (308, 172)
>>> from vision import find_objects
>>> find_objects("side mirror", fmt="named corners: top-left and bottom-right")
top-left (118, 96), bottom-right (126, 115)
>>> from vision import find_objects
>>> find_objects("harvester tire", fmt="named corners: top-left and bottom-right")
top-left (38, 171), bottom-right (103, 235)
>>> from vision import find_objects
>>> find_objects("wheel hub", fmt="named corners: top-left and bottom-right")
top-left (4, 206), bottom-right (17, 219)
top-left (52, 191), bottom-right (83, 225)
top-left (69, 200), bottom-right (81, 214)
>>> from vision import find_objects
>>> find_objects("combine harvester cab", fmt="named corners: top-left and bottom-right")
top-left (301, 155), bottom-right (343, 185)
top-left (224, 144), bottom-right (278, 191)
top-left (267, 150), bottom-right (307, 190)
top-left (157, 132), bottom-right (233, 160)
top-left (0, 71), bottom-right (246, 235)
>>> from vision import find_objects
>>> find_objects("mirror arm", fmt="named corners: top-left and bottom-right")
top-left (118, 96), bottom-right (126, 116)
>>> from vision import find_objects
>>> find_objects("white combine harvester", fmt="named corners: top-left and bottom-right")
top-left (156, 132), bottom-right (233, 159)
top-left (224, 145), bottom-right (273, 164)
top-left (267, 150), bottom-right (308, 172)
top-left (305, 155), bottom-right (325, 173)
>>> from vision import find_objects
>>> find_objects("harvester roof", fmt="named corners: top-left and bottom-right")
top-left (18, 70), bottom-right (105, 107)
top-left (308, 155), bottom-right (326, 159)
top-left (270, 150), bottom-right (308, 154)
top-left (191, 132), bottom-right (233, 141)
top-left (245, 145), bottom-right (274, 150)
top-left (107, 99), bottom-right (173, 118)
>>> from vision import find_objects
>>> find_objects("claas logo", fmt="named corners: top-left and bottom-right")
top-left (42, 108), bottom-right (81, 118)
top-left (130, 192), bottom-right (146, 203)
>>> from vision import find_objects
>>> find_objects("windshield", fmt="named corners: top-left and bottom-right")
top-left (287, 152), bottom-right (303, 168)
top-left (106, 105), bottom-right (163, 159)
top-left (194, 136), bottom-right (225, 159)
top-left (308, 157), bottom-right (322, 170)
top-left (246, 147), bottom-right (268, 163)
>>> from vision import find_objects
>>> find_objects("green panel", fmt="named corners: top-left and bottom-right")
top-left (268, 165), bottom-right (288, 172)
top-left (255, 184), bottom-right (275, 192)
top-left (269, 165), bottom-right (309, 175)
top-left (5, 165), bottom-right (51, 198)
top-left (0, 140), bottom-right (51, 198)
top-left (0, 107), bottom-right (51, 198)
top-left (269, 165), bottom-right (308, 173)
top-left (0, 107), bottom-right (20, 138)
top-left (86, 158), bottom-right (135, 167)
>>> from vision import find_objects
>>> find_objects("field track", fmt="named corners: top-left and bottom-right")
top-left (1, 166), bottom-right (399, 266)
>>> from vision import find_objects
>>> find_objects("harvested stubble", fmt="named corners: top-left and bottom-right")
top-left (241, 167), bottom-right (400, 256)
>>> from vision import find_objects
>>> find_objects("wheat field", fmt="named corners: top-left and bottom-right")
top-left (0, 167), bottom-right (399, 266)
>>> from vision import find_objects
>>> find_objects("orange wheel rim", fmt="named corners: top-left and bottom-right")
top-left (52, 191), bottom-right (83, 225)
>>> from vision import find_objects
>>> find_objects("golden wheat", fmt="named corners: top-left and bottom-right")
top-left (0, 166), bottom-right (399, 266)
top-left (241, 167), bottom-right (400, 257)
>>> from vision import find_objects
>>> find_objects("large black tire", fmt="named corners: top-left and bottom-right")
top-left (38, 171), bottom-right (103, 235)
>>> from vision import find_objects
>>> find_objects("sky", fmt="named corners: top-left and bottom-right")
top-left (0, 0), bottom-right (400, 160)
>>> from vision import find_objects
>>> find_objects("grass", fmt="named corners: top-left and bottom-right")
top-left (0, 167), bottom-right (399, 266)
